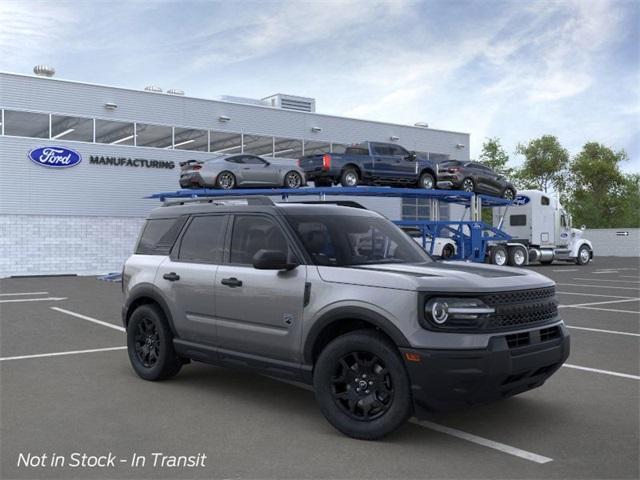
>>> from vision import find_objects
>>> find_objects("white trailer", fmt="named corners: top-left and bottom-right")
top-left (490, 190), bottom-right (594, 267)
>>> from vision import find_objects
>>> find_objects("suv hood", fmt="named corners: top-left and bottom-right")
top-left (317, 261), bottom-right (554, 293)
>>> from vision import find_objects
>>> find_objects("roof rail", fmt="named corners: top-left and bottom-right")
top-left (162, 195), bottom-right (274, 207)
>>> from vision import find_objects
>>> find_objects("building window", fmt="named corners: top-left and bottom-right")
top-left (273, 137), bottom-right (303, 159)
top-left (173, 127), bottom-right (208, 151)
top-left (51, 114), bottom-right (93, 142)
top-left (3, 110), bottom-right (49, 138)
top-left (402, 198), bottom-right (430, 221)
top-left (243, 134), bottom-right (274, 156)
top-left (95, 119), bottom-right (135, 145)
top-left (304, 140), bottom-right (331, 155)
top-left (135, 123), bottom-right (173, 148)
top-left (210, 131), bottom-right (243, 154)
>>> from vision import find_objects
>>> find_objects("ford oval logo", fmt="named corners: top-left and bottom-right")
top-left (513, 195), bottom-right (530, 206)
top-left (28, 146), bottom-right (82, 168)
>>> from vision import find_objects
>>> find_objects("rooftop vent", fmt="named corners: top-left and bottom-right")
top-left (262, 94), bottom-right (316, 113)
top-left (144, 85), bottom-right (163, 93)
top-left (167, 89), bottom-right (184, 96)
top-left (414, 122), bottom-right (429, 128)
top-left (33, 65), bottom-right (55, 77)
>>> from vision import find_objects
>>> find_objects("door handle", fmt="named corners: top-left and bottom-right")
top-left (163, 272), bottom-right (180, 282)
top-left (221, 277), bottom-right (243, 287)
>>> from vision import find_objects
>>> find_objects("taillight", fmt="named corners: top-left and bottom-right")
top-left (448, 167), bottom-right (460, 173)
top-left (297, 159), bottom-right (301, 167)
top-left (322, 154), bottom-right (332, 171)
top-left (192, 165), bottom-right (202, 170)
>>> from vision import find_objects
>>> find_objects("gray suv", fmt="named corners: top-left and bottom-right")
top-left (122, 197), bottom-right (570, 440)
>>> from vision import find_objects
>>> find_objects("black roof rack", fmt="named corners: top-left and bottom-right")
top-left (161, 196), bottom-right (274, 207)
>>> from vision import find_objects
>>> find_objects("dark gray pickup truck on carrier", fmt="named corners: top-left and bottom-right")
top-left (298, 141), bottom-right (439, 189)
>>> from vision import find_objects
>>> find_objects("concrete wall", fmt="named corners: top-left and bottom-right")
top-left (584, 228), bottom-right (640, 257)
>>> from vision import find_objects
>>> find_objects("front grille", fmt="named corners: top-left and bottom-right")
top-left (506, 332), bottom-right (530, 348)
top-left (540, 325), bottom-right (561, 342)
top-left (483, 286), bottom-right (555, 305)
top-left (482, 287), bottom-right (558, 331)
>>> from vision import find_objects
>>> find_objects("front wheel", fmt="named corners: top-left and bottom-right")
top-left (441, 243), bottom-right (455, 259)
top-left (418, 172), bottom-right (435, 190)
top-left (576, 245), bottom-right (591, 265)
top-left (284, 170), bottom-right (303, 189)
top-left (313, 330), bottom-right (413, 440)
top-left (127, 304), bottom-right (182, 381)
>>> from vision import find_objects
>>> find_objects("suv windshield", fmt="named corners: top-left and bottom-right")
top-left (285, 212), bottom-right (432, 266)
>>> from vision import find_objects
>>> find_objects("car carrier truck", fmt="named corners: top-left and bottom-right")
top-left (489, 189), bottom-right (593, 267)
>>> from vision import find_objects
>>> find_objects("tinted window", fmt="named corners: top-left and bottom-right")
top-left (390, 145), bottom-right (410, 157)
top-left (345, 147), bottom-right (369, 156)
top-left (373, 144), bottom-right (394, 155)
top-left (242, 156), bottom-right (267, 165)
top-left (136, 217), bottom-right (186, 255)
top-left (230, 216), bottom-right (291, 265)
top-left (225, 156), bottom-right (244, 164)
top-left (510, 215), bottom-right (527, 226)
top-left (95, 119), bottom-right (135, 145)
top-left (178, 215), bottom-right (226, 263)
top-left (286, 213), bottom-right (431, 266)
top-left (51, 114), bottom-right (93, 142)
top-left (4, 110), bottom-right (49, 138)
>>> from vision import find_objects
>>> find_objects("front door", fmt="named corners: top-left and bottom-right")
top-left (156, 214), bottom-right (228, 345)
top-left (215, 214), bottom-right (307, 363)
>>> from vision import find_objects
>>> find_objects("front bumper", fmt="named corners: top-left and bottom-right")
top-left (400, 322), bottom-right (570, 415)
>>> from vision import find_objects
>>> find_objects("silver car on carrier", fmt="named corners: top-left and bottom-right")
top-left (179, 154), bottom-right (306, 189)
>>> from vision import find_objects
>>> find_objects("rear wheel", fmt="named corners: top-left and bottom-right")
top-left (503, 188), bottom-right (516, 201)
top-left (441, 243), bottom-right (455, 259)
top-left (127, 304), bottom-right (182, 381)
top-left (576, 245), bottom-right (591, 265)
top-left (216, 171), bottom-right (236, 189)
top-left (284, 170), bottom-right (303, 189)
top-left (462, 178), bottom-right (475, 192)
top-left (490, 245), bottom-right (508, 266)
top-left (418, 172), bottom-right (435, 190)
top-left (507, 245), bottom-right (527, 267)
top-left (340, 168), bottom-right (360, 187)
top-left (313, 330), bottom-right (412, 440)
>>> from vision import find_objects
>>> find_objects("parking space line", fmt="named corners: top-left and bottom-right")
top-left (0, 297), bottom-right (67, 303)
top-left (557, 283), bottom-right (640, 291)
top-left (572, 278), bottom-right (640, 284)
top-left (50, 307), bottom-right (125, 332)
top-left (411, 420), bottom-right (553, 464)
top-left (568, 306), bottom-right (640, 314)
top-left (559, 298), bottom-right (640, 309)
top-left (567, 325), bottom-right (640, 337)
top-left (0, 346), bottom-right (126, 362)
top-left (552, 268), bottom-right (579, 272)
top-left (557, 291), bottom-right (636, 299)
top-left (563, 364), bottom-right (640, 380)
top-left (0, 291), bottom-right (49, 296)
top-left (593, 271), bottom-right (619, 274)
top-left (269, 377), bottom-right (553, 464)
top-left (620, 275), bottom-right (640, 279)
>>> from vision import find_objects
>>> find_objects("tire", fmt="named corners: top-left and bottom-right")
top-left (284, 170), bottom-right (303, 189)
top-left (507, 245), bottom-right (527, 267)
top-left (313, 330), bottom-right (413, 440)
top-left (490, 245), bottom-right (508, 266)
top-left (462, 178), bottom-right (475, 192)
top-left (576, 245), bottom-right (591, 265)
top-left (340, 168), bottom-right (360, 187)
top-left (216, 171), bottom-right (236, 189)
top-left (503, 188), bottom-right (516, 201)
top-left (418, 172), bottom-right (435, 190)
top-left (441, 243), bottom-right (455, 259)
top-left (127, 304), bottom-right (182, 381)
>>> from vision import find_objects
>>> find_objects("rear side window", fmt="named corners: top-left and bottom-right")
top-left (136, 217), bottom-right (186, 255)
top-left (178, 215), bottom-right (227, 263)
top-left (345, 147), bottom-right (369, 156)
top-left (510, 215), bottom-right (527, 226)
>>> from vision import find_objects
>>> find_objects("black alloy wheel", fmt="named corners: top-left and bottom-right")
top-left (331, 351), bottom-right (394, 421)
top-left (134, 317), bottom-right (160, 368)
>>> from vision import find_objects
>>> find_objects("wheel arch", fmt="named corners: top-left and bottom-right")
top-left (342, 163), bottom-right (362, 176)
top-left (123, 283), bottom-right (177, 335)
top-left (303, 306), bottom-right (410, 366)
top-left (419, 167), bottom-right (436, 178)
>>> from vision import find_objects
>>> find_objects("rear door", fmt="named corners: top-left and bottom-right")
top-left (214, 214), bottom-right (307, 363)
top-left (156, 214), bottom-right (228, 345)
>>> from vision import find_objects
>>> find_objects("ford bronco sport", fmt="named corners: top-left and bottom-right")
top-left (122, 196), bottom-right (569, 440)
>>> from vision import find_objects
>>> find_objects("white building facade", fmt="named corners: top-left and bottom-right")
top-left (0, 72), bottom-right (470, 277)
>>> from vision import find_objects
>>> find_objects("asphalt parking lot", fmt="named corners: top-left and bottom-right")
top-left (1, 256), bottom-right (638, 479)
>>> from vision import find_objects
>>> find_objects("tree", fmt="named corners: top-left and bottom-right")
top-left (515, 135), bottom-right (569, 193)
top-left (479, 137), bottom-right (512, 176)
top-left (565, 142), bottom-right (638, 228)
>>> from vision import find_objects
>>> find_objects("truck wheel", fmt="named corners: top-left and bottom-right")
top-left (313, 330), bottom-right (413, 440)
top-left (490, 245), bottom-right (508, 266)
top-left (127, 304), bottom-right (182, 381)
top-left (340, 168), bottom-right (359, 187)
top-left (442, 243), bottom-right (455, 259)
top-left (462, 178), bottom-right (475, 192)
top-left (418, 172), bottom-right (435, 190)
top-left (576, 245), bottom-right (591, 265)
top-left (507, 245), bottom-right (527, 267)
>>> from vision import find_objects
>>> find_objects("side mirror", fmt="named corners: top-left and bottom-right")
top-left (407, 151), bottom-right (417, 161)
top-left (581, 225), bottom-right (586, 231)
top-left (252, 249), bottom-right (298, 270)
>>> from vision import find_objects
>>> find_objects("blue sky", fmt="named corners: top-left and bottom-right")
top-left (1, 0), bottom-right (638, 171)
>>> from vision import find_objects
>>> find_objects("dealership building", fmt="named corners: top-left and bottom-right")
top-left (0, 69), bottom-right (470, 277)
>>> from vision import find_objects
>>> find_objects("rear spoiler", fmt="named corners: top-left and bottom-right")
top-left (179, 159), bottom-right (202, 168)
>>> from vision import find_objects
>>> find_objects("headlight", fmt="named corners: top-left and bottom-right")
top-left (424, 297), bottom-right (494, 327)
